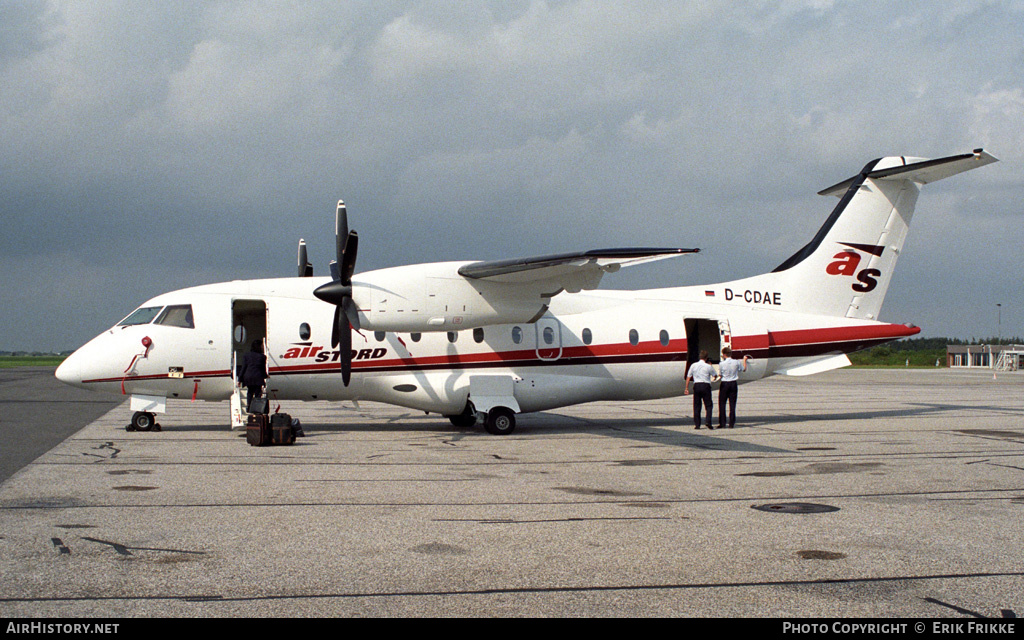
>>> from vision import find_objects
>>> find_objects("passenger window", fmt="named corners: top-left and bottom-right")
top-left (447, 331), bottom-right (458, 343)
top-left (543, 326), bottom-right (555, 345)
top-left (473, 328), bottom-right (484, 343)
top-left (299, 323), bottom-right (311, 340)
top-left (155, 305), bottom-right (194, 329)
top-left (582, 328), bottom-right (593, 345)
top-left (629, 329), bottom-right (639, 346)
top-left (374, 331), bottom-right (386, 342)
top-left (410, 332), bottom-right (421, 342)
top-left (118, 306), bottom-right (163, 326)
top-left (660, 330), bottom-right (669, 346)
top-left (512, 326), bottom-right (523, 344)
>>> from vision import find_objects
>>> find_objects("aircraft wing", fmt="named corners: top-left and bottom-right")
top-left (458, 248), bottom-right (698, 291)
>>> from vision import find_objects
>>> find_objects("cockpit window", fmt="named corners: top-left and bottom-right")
top-left (155, 304), bottom-right (195, 329)
top-left (117, 306), bottom-right (163, 326)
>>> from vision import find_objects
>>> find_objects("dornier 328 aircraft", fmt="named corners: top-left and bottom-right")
top-left (56, 149), bottom-right (997, 434)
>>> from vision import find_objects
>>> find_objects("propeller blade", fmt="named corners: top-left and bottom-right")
top-left (337, 308), bottom-right (352, 387)
top-left (341, 231), bottom-right (358, 284)
top-left (297, 239), bottom-right (312, 277)
top-left (343, 296), bottom-right (361, 332)
top-left (335, 200), bottom-right (347, 266)
top-left (331, 307), bottom-right (341, 348)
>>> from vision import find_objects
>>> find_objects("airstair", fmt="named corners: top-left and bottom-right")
top-left (994, 346), bottom-right (1023, 372)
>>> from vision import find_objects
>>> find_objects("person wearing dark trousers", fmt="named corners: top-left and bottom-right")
top-left (238, 340), bottom-right (268, 413)
top-left (684, 350), bottom-right (718, 429)
top-left (718, 347), bottom-right (751, 428)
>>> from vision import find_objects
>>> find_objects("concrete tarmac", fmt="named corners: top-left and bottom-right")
top-left (0, 368), bottom-right (120, 484)
top-left (0, 368), bottom-right (1022, 618)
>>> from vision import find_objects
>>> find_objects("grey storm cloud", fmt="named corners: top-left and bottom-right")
top-left (1, 1), bottom-right (1022, 351)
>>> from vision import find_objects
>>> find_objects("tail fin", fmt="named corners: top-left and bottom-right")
top-left (723, 149), bottom-right (997, 319)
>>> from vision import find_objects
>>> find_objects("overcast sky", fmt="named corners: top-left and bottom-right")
top-left (2, 1), bottom-right (1021, 352)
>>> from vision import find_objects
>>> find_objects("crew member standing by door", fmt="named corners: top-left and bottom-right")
top-left (238, 340), bottom-right (268, 412)
top-left (684, 350), bottom-right (718, 429)
top-left (718, 347), bottom-right (751, 428)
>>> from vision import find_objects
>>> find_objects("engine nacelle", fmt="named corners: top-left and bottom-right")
top-left (350, 262), bottom-right (556, 332)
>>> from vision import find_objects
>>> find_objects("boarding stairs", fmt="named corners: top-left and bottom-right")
top-left (994, 347), bottom-right (1023, 372)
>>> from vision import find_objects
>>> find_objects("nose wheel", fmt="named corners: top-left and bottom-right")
top-left (127, 411), bottom-right (161, 432)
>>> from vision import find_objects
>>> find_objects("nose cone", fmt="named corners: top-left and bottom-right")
top-left (55, 332), bottom-right (115, 390)
top-left (55, 349), bottom-right (85, 387)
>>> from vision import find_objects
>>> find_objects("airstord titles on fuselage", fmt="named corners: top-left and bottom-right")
top-left (281, 344), bottom-right (388, 363)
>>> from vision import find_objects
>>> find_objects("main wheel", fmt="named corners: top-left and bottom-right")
top-left (446, 403), bottom-right (477, 428)
top-left (484, 407), bottom-right (516, 435)
top-left (130, 411), bottom-right (155, 432)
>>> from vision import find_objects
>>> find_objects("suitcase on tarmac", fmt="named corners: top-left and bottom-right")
top-left (249, 396), bottom-right (270, 415)
top-left (246, 413), bottom-right (272, 447)
top-left (270, 412), bottom-right (295, 446)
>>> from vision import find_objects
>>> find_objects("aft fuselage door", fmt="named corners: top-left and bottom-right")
top-left (684, 317), bottom-right (724, 370)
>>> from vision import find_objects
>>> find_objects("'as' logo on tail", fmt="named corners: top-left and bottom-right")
top-left (825, 242), bottom-right (884, 293)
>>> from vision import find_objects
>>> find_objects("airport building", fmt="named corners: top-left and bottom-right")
top-left (947, 344), bottom-right (1024, 371)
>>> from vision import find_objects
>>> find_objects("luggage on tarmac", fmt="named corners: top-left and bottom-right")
top-left (246, 413), bottom-right (272, 447)
top-left (270, 412), bottom-right (295, 446)
top-left (249, 397), bottom-right (269, 415)
top-left (247, 411), bottom-right (298, 447)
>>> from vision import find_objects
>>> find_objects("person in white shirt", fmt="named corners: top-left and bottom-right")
top-left (684, 350), bottom-right (718, 429)
top-left (718, 347), bottom-right (751, 428)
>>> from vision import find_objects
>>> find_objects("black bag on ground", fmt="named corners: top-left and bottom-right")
top-left (246, 413), bottom-right (272, 447)
top-left (249, 397), bottom-right (269, 415)
top-left (270, 412), bottom-right (294, 446)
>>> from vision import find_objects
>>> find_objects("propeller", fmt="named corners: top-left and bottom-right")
top-left (297, 239), bottom-right (313, 277)
top-left (313, 200), bottom-right (360, 386)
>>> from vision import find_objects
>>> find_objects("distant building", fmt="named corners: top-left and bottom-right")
top-left (947, 344), bottom-right (1024, 371)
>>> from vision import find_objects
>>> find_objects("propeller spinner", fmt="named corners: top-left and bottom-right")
top-left (313, 201), bottom-right (360, 386)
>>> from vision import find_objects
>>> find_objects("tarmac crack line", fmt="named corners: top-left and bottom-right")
top-left (1, 570), bottom-right (1022, 604)
top-left (80, 537), bottom-right (206, 557)
top-left (4, 486), bottom-right (1022, 511)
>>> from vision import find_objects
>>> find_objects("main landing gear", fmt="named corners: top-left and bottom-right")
top-left (447, 404), bottom-right (478, 428)
top-left (444, 404), bottom-right (518, 435)
top-left (127, 411), bottom-right (161, 432)
top-left (484, 407), bottom-right (516, 436)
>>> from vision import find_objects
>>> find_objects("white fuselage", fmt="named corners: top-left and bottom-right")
top-left (55, 274), bottom-right (915, 416)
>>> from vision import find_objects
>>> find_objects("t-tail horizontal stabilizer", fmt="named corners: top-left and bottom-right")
top-left (818, 149), bottom-right (998, 197)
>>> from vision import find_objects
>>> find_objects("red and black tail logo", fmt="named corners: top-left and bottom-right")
top-left (825, 243), bottom-right (884, 292)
